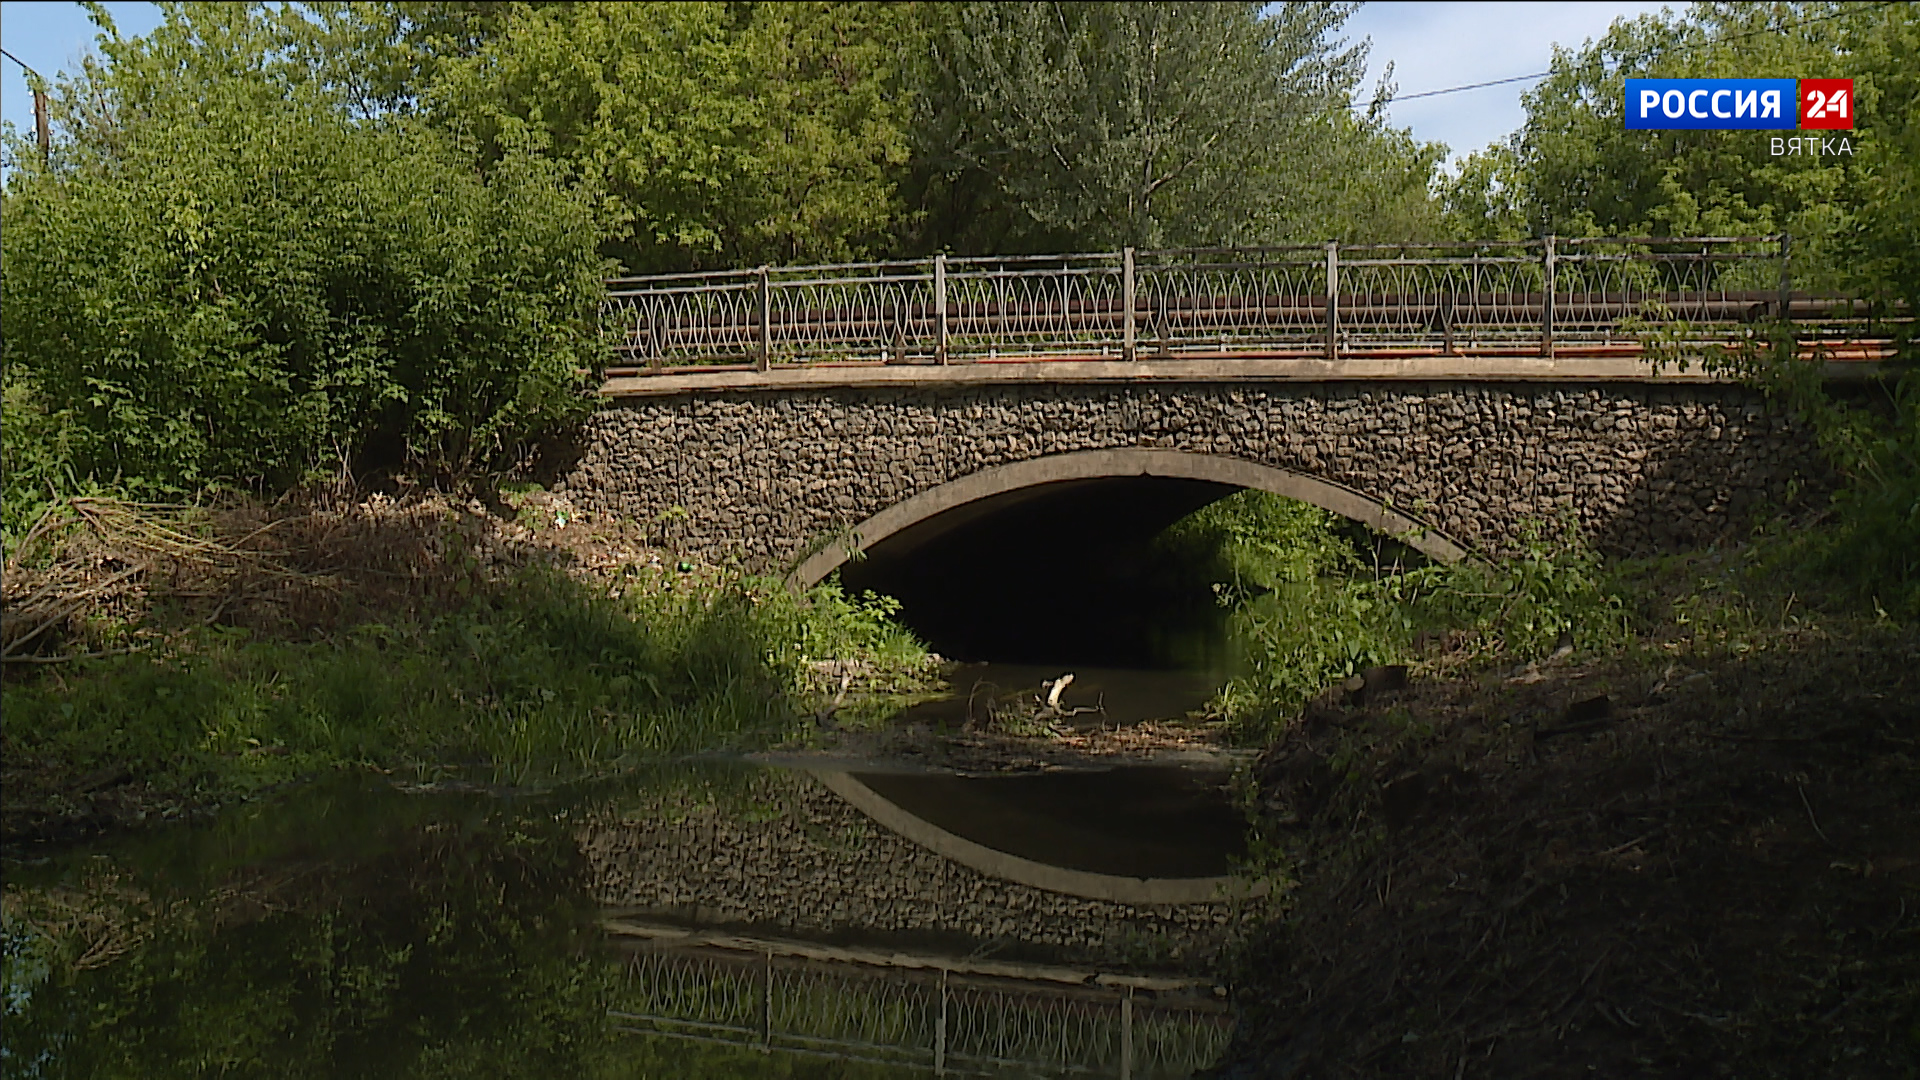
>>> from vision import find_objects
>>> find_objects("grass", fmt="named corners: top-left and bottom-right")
top-left (0, 496), bottom-right (935, 841)
top-left (1173, 485), bottom-right (1916, 746)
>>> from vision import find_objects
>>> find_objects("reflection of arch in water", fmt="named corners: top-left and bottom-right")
top-left (789, 447), bottom-right (1468, 588)
top-left (606, 917), bottom-right (1232, 1077)
top-left (812, 770), bottom-right (1268, 905)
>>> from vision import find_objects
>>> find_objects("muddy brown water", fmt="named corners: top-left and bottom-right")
top-left (2, 689), bottom-right (1258, 1077)
top-left (894, 661), bottom-right (1223, 731)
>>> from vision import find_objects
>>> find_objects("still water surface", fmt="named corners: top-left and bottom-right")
top-left (3, 747), bottom-right (1256, 1077)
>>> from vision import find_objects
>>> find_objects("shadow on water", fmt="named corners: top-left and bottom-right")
top-left (2, 758), bottom-right (1257, 1077)
top-left (853, 766), bottom-right (1247, 879)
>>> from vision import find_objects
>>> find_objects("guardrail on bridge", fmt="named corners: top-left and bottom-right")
top-left (602, 234), bottom-right (1888, 374)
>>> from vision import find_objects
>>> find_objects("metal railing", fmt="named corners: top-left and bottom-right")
top-left (609, 945), bottom-right (1232, 1077)
top-left (602, 234), bottom-right (1881, 373)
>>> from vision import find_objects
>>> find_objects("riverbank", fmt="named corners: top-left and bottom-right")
top-left (1213, 553), bottom-right (1920, 1077)
top-left (0, 489), bottom-right (936, 849)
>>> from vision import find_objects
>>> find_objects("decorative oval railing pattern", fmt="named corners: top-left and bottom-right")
top-left (601, 235), bottom-right (1886, 374)
top-left (609, 944), bottom-right (1233, 1077)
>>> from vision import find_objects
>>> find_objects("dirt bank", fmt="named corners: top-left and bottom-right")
top-left (1213, 621), bottom-right (1920, 1077)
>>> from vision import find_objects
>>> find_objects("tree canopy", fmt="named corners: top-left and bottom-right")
top-left (2, 1), bottom-right (608, 515)
top-left (427, 1), bottom-right (926, 272)
top-left (1443, 1), bottom-right (1918, 305)
top-left (4, 0), bottom-right (1913, 529)
top-left (908, 2), bottom-right (1452, 253)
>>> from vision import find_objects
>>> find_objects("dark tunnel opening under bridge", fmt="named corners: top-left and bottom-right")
top-left (838, 474), bottom-right (1242, 669)
top-left (822, 452), bottom-right (1465, 671)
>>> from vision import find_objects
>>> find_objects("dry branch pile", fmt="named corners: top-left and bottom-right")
top-left (1, 493), bottom-right (567, 665)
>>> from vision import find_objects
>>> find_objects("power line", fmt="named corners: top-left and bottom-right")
top-left (1391, 71), bottom-right (1552, 104)
top-left (0, 47), bottom-right (43, 79)
top-left (1, 46), bottom-right (51, 162)
top-left (1357, 1), bottom-right (1896, 111)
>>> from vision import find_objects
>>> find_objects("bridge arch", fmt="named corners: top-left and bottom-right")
top-left (810, 769), bottom-right (1265, 904)
top-left (789, 447), bottom-right (1468, 588)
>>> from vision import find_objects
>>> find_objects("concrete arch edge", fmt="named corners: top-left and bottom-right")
top-left (789, 447), bottom-right (1468, 588)
top-left (809, 769), bottom-right (1266, 906)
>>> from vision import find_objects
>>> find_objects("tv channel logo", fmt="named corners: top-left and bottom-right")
top-left (1624, 79), bottom-right (1853, 130)
top-left (1797, 78), bottom-right (1853, 129)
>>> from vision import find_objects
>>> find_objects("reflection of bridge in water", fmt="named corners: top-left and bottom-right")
top-left (605, 918), bottom-right (1232, 1078)
top-left (584, 764), bottom-right (1255, 1076)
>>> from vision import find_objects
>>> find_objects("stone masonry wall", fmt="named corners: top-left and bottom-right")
top-left (581, 773), bottom-right (1239, 969)
top-left (554, 381), bottom-right (1823, 569)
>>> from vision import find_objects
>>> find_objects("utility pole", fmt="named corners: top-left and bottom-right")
top-left (2, 48), bottom-right (50, 166)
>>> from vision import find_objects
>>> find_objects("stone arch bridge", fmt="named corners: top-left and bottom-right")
top-left (556, 363), bottom-right (1818, 577)
top-left (555, 238), bottom-right (1877, 587)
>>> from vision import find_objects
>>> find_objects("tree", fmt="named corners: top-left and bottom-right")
top-left (1442, 2), bottom-right (1915, 281)
top-left (1439, 1), bottom-right (1920, 609)
top-left (427, 2), bottom-right (927, 273)
top-left (0, 1), bottom-right (608, 514)
top-left (1837, 2), bottom-right (1920, 331)
top-left (910, 1), bottom-right (1444, 253)
top-left (1298, 102), bottom-right (1451, 245)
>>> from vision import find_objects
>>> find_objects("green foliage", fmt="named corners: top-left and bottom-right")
top-left (1167, 494), bottom-right (1628, 734)
top-left (789, 582), bottom-right (928, 671)
top-left (1, 371), bottom-right (88, 545)
top-left (429, 1), bottom-right (925, 273)
top-left (1308, 105), bottom-right (1453, 244)
top-left (1695, 329), bottom-right (1920, 615)
top-left (1157, 490), bottom-right (1363, 602)
top-left (0, 563), bottom-right (928, 798)
top-left (911, 1), bottom-right (1445, 252)
top-left (1223, 576), bottom-right (1401, 728)
top-left (1439, 1), bottom-right (1920, 615)
top-left (1443, 2), bottom-right (1916, 288)
top-left (0, 2), bottom-right (609, 517)
top-left (1835, 5), bottom-right (1920, 353)
top-left (1398, 518), bottom-right (1629, 661)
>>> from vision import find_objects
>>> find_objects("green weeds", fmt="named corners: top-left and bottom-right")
top-left (792, 583), bottom-right (927, 675)
top-left (2, 556), bottom-right (930, 818)
top-left (1651, 320), bottom-right (1920, 619)
top-left (1200, 479), bottom-right (1911, 746)
top-left (1179, 494), bottom-right (1633, 739)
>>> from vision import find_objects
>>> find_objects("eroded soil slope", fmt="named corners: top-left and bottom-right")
top-left (1220, 629), bottom-right (1920, 1078)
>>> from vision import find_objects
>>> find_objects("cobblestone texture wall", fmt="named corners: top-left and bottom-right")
top-left (553, 382), bottom-right (1822, 568)
top-left (581, 775), bottom-right (1239, 968)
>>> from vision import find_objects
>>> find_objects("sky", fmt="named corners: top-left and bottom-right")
top-left (1, 0), bottom-right (161, 161)
top-left (1341, 1), bottom-right (1675, 165)
top-left (2, 1), bottom-right (1675, 169)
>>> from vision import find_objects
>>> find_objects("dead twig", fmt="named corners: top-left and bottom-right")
top-left (2, 645), bottom-right (144, 665)
top-left (1797, 783), bottom-right (1837, 849)
top-left (2, 562), bottom-right (148, 658)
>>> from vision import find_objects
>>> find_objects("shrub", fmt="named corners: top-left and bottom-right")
top-left (1170, 494), bottom-right (1629, 734)
top-left (0, 4), bottom-right (610, 531)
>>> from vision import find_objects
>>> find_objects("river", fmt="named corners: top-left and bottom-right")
top-left (3, 699), bottom-right (1263, 1078)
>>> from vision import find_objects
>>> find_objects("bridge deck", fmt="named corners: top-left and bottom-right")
top-left (601, 348), bottom-right (1893, 397)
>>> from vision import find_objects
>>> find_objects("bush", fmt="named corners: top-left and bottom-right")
top-left (1168, 494), bottom-right (1629, 734)
top-left (0, 372), bottom-right (86, 544)
top-left (0, 4), bottom-right (609, 530)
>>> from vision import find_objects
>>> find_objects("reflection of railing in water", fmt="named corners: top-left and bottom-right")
top-left (603, 235), bottom-right (1894, 373)
top-left (605, 920), bottom-right (1233, 1078)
